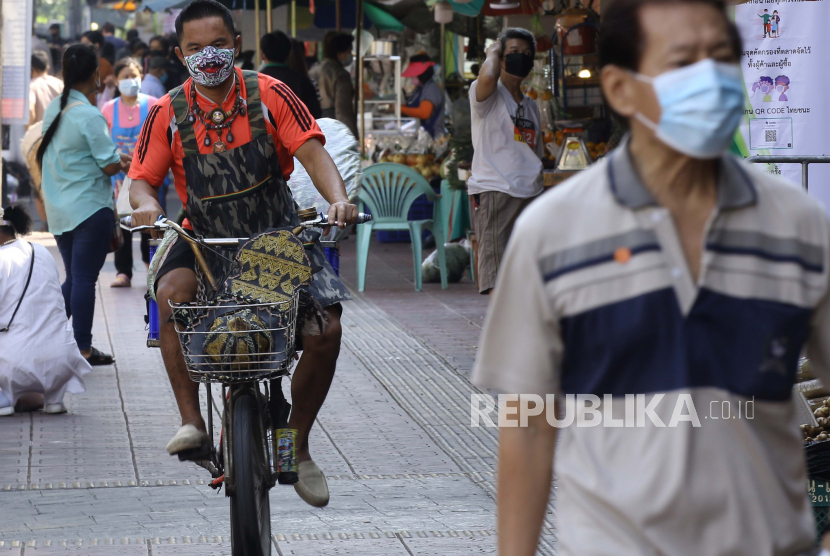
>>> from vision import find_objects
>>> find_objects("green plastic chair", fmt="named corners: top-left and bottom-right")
top-left (356, 163), bottom-right (448, 292)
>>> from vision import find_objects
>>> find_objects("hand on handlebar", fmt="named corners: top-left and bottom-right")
top-left (325, 200), bottom-right (359, 231)
top-left (131, 201), bottom-right (165, 239)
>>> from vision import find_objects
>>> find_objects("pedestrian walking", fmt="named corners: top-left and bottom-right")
top-left (0, 205), bottom-right (91, 416)
top-left (37, 44), bottom-right (132, 366)
top-left (81, 31), bottom-right (116, 108)
top-left (26, 50), bottom-right (64, 229)
top-left (102, 57), bottom-right (159, 288)
top-left (473, 0), bottom-right (830, 554)
top-left (467, 28), bottom-right (543, 295)
top-left (314, 32), bottom-right (357, 137)
top-left (141, 56), bottom-right (170, 98)
top-left (29, 51), bottom-right (64, 127)
top-left (259, 31), bottom-right (322, 118)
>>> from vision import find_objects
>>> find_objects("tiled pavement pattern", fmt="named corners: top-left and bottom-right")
top-left (0, 235), bottom-right (557, 554)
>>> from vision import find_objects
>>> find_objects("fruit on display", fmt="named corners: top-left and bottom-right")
top-left (377, 152), bottom-right (442, 179)
top-left (586, 141), bottom-right (607, 161)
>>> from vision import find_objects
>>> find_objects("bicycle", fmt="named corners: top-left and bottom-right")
top-left (121, 209), bottom-right (371, 556)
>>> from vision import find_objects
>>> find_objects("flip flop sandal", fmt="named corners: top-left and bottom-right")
top-left (85, 347), bottom-right (114, 366)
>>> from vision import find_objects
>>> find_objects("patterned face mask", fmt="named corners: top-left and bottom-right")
top-left (183, 46), bottom-right (235, 87)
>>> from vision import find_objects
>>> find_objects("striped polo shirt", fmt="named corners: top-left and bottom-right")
top-left (473, 138), bottom-right (830, 556)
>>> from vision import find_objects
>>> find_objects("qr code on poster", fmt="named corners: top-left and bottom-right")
top-left (765, 130), bottom-right (777, 143)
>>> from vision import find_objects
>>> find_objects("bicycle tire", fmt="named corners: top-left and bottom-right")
top-left (229, 393), bottom-right (272, 556)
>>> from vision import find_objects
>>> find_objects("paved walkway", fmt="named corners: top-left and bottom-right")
top-left (0, 233), bottom-right (557, 555)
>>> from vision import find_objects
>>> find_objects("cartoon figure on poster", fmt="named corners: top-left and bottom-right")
top-left (758, 9), bottom-right (772, 38)
top-left (775, 75), bottom-right (789, 101)
top-left (752, 76), bottom-right (775, 102)
top-left (756, 9), bottom-right (781, 39)
top-left (751, 75), bottom-right (790, 102)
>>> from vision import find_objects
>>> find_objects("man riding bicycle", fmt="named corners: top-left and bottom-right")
top-left (128, 0), bottom-right (358, 508)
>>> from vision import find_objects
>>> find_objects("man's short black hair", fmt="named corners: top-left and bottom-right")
top-left (175, 0), bottom-right (236, 44)
top-left (148, 55), bottom-right (168, 71)
top-left (498, 28), bottom-right (536, 59)
top-left (324, 33), bottom-right (353, 59)
top-left (103, 22), bottom-right (115, 34)
top-left (599, 0), bottom-right (742, 71)
top-left (261, 31), bottom-right (292, 64)
top-left (83, 30), bottom-right (105, 47)
top-left (31, 50), bottom-right (50, 72)
top-left (49, 23), bottom-right (61, 32)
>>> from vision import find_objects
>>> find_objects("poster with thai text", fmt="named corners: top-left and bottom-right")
top-left (733, 0), bottom-right (830, 211)
top-left (1, 0), bottom-right (33, 125)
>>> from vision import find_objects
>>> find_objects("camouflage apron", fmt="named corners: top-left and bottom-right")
top-left (169, 70), bottom-right (350, 309)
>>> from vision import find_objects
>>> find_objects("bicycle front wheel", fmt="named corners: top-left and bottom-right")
top-left (230, 393), bottom-right (272, 556)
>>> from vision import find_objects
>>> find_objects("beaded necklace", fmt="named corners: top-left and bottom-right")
top-left (187, 77), bottom-right (247, 153)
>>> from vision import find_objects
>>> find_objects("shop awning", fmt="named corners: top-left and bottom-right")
top-left (363, 3), bottom-right (405, 31)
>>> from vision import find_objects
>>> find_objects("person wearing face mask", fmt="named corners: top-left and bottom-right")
top-left (315, 32), bottom-right (357, 137)
top-left (400, 54), bottom-right (445, 138)
top-left (473, 0), bottom-right (830, 555)
top-left (101, 57), bottom-right (160, 288)
top-left (37, 44), bottom-right (132, 367)
top-left (142, 56), bottom-right (171, 98)
top-left (467, 28), bottom-right (543, 295)
top-left (126, 0), bottom-right (358, 508)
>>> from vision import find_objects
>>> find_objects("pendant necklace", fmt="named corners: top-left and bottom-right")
top-left (124, 99), bottom-right (138, 121)
top-left (188, 79), bottom-right (246, 154)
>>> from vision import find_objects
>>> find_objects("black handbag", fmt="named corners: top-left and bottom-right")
top-left (0, 242), bottom-right (35, 333)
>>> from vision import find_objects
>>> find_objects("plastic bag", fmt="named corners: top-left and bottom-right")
top-left (422, 242), bottom-right (471, 284)
top-left (288, 118), bottom-right (361, 215)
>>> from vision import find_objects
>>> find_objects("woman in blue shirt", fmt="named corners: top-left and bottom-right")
top-left (37, 44), bottom-right (131, 366)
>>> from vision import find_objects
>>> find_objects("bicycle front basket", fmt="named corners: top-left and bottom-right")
top-left (171, 295), bottom-right (298, 383)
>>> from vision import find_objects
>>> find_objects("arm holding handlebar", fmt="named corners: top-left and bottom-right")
top-left (129, 178), bottom-right (166, 239)
top-left (294, 139), bottom-right (358, 229)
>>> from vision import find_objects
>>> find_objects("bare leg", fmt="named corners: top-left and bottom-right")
top-left (288, 307), bottom-right (342, 462)
top-left (157, 268), bottom-right (205, 432)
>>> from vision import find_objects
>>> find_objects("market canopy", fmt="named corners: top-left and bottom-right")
top-left (142, 0), bottom-right (403, 33)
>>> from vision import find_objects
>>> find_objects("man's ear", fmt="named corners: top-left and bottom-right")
top-left (600, 65), bottom-right (638, 119)
top-left (235, 35), bottom-right (242, 58)
top-left (175, 46), bottom-right (185, 66)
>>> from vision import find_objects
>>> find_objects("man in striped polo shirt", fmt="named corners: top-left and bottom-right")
top-left (473, 0), bottom-right (830, 554)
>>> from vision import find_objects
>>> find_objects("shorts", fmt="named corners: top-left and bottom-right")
top-left (472, 191), bottom-right (536, 294)
top-left (153, 234), bottom-right (349, 333)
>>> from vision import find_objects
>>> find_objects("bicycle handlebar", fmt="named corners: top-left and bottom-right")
top-left (120, 213), bottom-right (372, 239)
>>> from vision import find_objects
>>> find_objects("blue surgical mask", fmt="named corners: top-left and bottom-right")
top-left (160, 72), bottom-right (169, 84)
top-left (632, 59), bottom-right (744, 159)
top-left (118, 77), bottom-right (141, 97)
